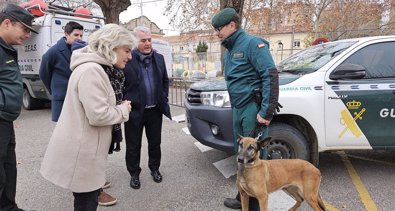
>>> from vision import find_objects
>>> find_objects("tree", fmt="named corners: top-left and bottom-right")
top-left (220, 0), bottom-right (244, 15)
top-left (93, 0), bottom-right (131, 23)
top-left (318, 0), bottom-right (385, 40)
top-left (36, 0), bottom-right (130, 23)
top-left (304, 0), bottom-right (334, 34)
top-left (164, 0), bottom-right (244, 74)
top-left (164, 0), bottom-right (219, 32)
top-left (164, 0), bottom-right (244, 32)
top-left (196, 41), bottom-right (208, 53)
top-left (386, 0), bottom-right (395, 34)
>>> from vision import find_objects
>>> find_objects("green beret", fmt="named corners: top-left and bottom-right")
top-left (211, 8), bottom-right (236, 28)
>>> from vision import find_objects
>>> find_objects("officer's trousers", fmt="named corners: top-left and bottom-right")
top-left (0, 119), bottom-right (18, 211)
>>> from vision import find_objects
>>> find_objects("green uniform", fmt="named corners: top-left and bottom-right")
top-left (222, 28), bottom-right (279, 147)
top-left (222, 28), bottom-right (279, 211)
top-left (0, 38), bottom-right (23, 122)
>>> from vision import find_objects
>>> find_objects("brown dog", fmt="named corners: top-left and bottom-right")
top-left (236, 136), bottom-right (326, 211)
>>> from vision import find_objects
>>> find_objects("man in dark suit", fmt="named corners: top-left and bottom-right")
top-left (123, 26), bottom-right (171, 189)
top-left (39, 21), bottom-right (83, 122)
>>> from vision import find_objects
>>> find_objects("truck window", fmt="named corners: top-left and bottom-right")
top-left (277, 41), bottom-right (356, 74)
top-left (341, 42), bottom-right (395, 79)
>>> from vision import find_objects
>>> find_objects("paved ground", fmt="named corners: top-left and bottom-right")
top-left (13, 105), bottom-right (395, 211)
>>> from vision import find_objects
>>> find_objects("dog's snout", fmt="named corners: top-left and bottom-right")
top-left (237, 156), bottom-right (244, 163)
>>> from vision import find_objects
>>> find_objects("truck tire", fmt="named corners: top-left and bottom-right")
top-left (267, 122), bottom-right (310, 161)
top-left (23, 88), bottom-right (42, 110)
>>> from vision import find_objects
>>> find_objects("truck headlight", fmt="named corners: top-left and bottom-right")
top-left (200, 91), bottom-right (231, 107)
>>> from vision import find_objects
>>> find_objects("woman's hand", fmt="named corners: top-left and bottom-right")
top-left (122, 100), bottom-right (132, 112)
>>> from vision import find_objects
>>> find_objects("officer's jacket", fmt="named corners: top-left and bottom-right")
top-left (222, 29), bottom-right (279, 120)
top-left (0, 38), bottom-right (23, 122)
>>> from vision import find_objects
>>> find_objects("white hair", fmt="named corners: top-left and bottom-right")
top-left (87, 24), bottom-right (137, 65)
top-left (133, 25), bottom-right (151, 38)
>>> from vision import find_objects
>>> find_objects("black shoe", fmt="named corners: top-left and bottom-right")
top-left (150, 170), bottom-right (162, 183)
top-left (224, 197), bottom-right (241, 209)
top-left (130, 175), bottom-right (140, 189)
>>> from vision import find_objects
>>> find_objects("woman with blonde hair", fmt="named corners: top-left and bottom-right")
top-left (40, 24), bottom-right (136, 211)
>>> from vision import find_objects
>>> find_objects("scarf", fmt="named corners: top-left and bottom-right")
top-left (102, 65), bottom-right (125, 154)
top-left (134, 49), bottom-right (153, 68)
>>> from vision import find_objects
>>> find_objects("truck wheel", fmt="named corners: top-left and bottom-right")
top-left (268, 123), bottom-right (310, 161)
top-left (23, 88), bottom-right (41, 110)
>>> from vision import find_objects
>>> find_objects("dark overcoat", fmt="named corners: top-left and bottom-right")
top-left (39, 37), bottom-right (71, 121)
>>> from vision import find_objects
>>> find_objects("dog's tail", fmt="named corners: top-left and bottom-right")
top-left (317, 193), bottom-right (326, 211)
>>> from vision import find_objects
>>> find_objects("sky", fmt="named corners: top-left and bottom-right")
top-left (119, 0), bottom-right (180, 36)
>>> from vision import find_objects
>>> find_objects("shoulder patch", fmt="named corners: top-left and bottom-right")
top-left (258, 43), bottom-right (265, 48)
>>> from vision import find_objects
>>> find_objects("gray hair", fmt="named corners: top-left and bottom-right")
top-left (133, 25), bottom-right (151, 38)
top-left (87, 24), bottom-right (137, 65)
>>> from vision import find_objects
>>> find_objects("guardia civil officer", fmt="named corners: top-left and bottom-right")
top-left (211, 8), bottom-right (279, 211)
top-left (0, 4), bottom-right (37, 211)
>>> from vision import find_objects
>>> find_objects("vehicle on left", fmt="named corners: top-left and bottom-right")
top-left (15, 0), bottom-right (103, 110)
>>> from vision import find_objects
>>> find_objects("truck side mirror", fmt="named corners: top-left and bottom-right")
top-left (329, 63), bottom-right (366, 80)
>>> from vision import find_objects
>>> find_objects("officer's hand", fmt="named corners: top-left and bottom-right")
top-left (257, 114), bottom-right (270, 126)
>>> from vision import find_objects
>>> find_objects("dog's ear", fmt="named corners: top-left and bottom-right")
top-left (258, 136), bottom-right (272, 149)
top-left (237, 134), bottom-right (243, 144)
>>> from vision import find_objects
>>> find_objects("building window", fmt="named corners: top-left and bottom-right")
top-left (293, 40), bottom-right (301, 48)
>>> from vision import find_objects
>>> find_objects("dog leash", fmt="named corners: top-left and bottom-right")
top-left (249, 122), bottom-right (267, 140)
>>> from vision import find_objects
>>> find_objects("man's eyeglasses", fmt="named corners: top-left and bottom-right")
top-left (215, 26), bottom-right (224, 33)
top-left (13, 22), bottom-right (31, 34)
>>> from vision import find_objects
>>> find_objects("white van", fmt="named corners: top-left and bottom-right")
top-left (185, 35), bottom-right (395, 165)
top-left (16, 5), bottom-right (102, 109)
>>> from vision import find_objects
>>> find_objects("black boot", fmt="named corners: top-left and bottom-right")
top-left (223, 192), bottom-right (241, 209)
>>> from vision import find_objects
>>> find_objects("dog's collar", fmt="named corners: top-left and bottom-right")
top-left (238, 157), bottom-right (256, 164)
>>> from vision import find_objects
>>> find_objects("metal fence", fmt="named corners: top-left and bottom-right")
top-left (168, 77), bottom-right (195, 107)
top-left (170, 49), bottom-right (303, 77)
top-left (171, 52), bottom-right (222, 77)
top-left (168, 49), bottom-right (304, 107)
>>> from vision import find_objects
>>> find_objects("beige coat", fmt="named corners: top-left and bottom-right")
top-left (40, 47), bottom-right (129, 193)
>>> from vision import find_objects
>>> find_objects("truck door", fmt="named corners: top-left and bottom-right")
top-left (325, 41), bottom-right (395, 149)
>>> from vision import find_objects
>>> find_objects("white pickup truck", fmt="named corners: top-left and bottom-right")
top-left (185, 35), bottom-right (395, 165)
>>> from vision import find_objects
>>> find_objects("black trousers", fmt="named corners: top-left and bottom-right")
top-left (125, 107), bottom-right (163, 176)
top-left (236, 192), bottom-right (260, 211)
top-left (73, 189), bottom-right (101, 211)
top-left (0, 119), bottom-right (19, 211)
